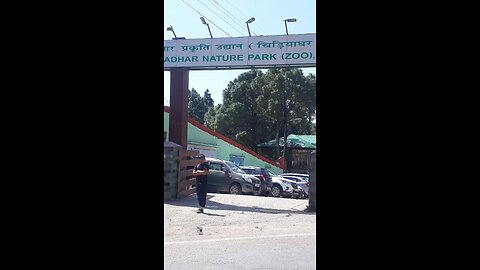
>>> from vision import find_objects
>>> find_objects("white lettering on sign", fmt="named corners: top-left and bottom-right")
top-left (164, 33), bottom-right (316, 70)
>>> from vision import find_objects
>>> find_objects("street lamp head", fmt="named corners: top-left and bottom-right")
top-left (200, 17), bottom-right (213, 38)
top-left (246, 17), bottom-right (255, 24)
top-left (283, 18), bottom-right (296, 35)
top-left (167, 25), bottom-right (178, 38)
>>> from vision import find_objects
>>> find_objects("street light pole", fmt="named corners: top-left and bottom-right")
top-left (245, 17), bottom-right (255, 37)
top-left (281, 18), bottom-right (297, 171)
top-left (167, 25), bottom-right (185, 40)
top-left (200, 17), bottom-right (213, 38)
top-left (283, 18), bottom-right (297, 35)
top-left (207, 24), bottom-right (213, 38)
top-left (167, 26), bottom-right (177, 38)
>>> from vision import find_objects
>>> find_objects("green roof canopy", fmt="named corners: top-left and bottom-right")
top-left (257, 134), bottom-right (316, 149)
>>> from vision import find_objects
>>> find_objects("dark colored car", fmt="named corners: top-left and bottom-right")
top-left (239, 166), bottom-right (273, 196)
top-left (205, 158), bottom-right (262, 195)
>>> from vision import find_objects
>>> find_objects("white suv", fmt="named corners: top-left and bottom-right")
top-left (267, 170), bottom-right (301, 198)
top-left (280, 175), bottom-right (309, 199)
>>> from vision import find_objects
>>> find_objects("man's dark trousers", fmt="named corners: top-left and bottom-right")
top-left (196, 179), bottom-right (207, 208)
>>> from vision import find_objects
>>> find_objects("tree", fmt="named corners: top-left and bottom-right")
top-left (257, 69), bottom-right (284, 157)
top-left (257, 68), bottom-right (317, 162)
top-left (205, 70), bottom-right (267, 149)
top-left (311, 123), bottom-right (316, 134)
top-left (205, 68), bottom-right (316, 159)
top-left (203, 89), bottom-right (214, 108)
top-left (188, 88), bottom-right (214, 124)
top-left (204, 104), bottom-right (218, 129)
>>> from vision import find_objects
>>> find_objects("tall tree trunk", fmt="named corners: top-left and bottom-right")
top-left (275, 124), bottom-right (281, 158)
top-left (250, 104), bottom-right (257, 150)
top-left (282, 72), bottom-right (289, 171)
top-left (251, 117), bottom-right (257, 150)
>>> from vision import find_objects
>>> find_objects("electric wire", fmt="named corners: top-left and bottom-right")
top-left (180, 0), bottom-right (232, 37)
top-left (224, 0), bottom-right (268, 35)
top-left (207, 0), bottom-right (253, 36)
top-left (207, 0), bottom-right (249, 34)
top-left (197, 0), bottom-right (244, 36)
top-left (211, 0), bottom-right (258, 35)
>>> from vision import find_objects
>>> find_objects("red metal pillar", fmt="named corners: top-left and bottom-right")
top-left (168, 68), bottom-right (189, 149)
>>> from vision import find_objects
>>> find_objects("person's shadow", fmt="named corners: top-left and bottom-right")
top-left (201, 212), bottom-right (226, 217)
top-left (164, 194), bottom-right (315, 216)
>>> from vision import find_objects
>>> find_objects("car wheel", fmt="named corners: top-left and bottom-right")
top-left (229, 183), bottom-right (242, 195)
top-left (271, 184), bottom-right (283, 197)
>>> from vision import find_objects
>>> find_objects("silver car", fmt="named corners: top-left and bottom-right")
top-left (266, 169), bottom-right (301, 198)
top-left (280, 174), bottom-right (309, 199)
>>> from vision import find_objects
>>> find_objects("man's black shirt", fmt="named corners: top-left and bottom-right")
top-left (195, 162), bottom-right (209, 184)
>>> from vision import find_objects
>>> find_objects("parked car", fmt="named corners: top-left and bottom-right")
top-left (297, 186), bottom-right (307, 199)
top-left (239, 166), bottom-right (273, 196)
top-left (280, 175), bottom-right (309, 199)
top-left (205, 158), bottom-right (262, 195)
top-left (265, 169), bottom-right (301, 198)
top-left (280, 173), bottom-right (310, 182)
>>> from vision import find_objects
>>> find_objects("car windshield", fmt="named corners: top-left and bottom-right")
top-left (225, 161), bottom-right (246, 174)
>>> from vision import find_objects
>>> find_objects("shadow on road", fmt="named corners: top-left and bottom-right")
top-left (201, 212), bottom-right (227, 217)
top-left (164, 194), bottom-right (315, 216)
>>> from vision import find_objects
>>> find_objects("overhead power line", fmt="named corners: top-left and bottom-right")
top-left (224, 0), bottom-right (267, 35)
top-left (197, 0), bottom-right (244, 36)
top-left (181, 0), bottom-right (232, 37)
top-left (224, 0), bottom-right (249, 19)
top-left (208, 0), bottom-right (255, 36)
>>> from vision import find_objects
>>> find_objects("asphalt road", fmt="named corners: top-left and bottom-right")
top-left (164, 193), bottom-right (316, 269)
top-left (164, 233), bottom-right (316, 269)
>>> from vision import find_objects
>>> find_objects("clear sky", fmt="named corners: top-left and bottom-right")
top-left (164, 0), bottom-right (316, 106)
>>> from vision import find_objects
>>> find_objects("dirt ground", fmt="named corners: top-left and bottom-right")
top-left (164, 193), bottom-right (316, 243)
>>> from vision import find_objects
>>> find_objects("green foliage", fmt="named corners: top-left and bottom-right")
top-left (311, 123), bottom-right (316, 134)
top-left (205, 68), bottom-right (316, 157)
top-left (188, 88), bottom-right (215, 124)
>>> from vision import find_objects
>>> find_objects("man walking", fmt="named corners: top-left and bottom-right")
top-left (193, 154), bottom-right (209, 213)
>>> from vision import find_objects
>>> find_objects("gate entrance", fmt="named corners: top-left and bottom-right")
top-left (164, 33), bottom-right (316, 201)
top-left (164, 33), bottom-right (316, 148)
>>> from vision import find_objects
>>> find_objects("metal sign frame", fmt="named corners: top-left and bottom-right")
top-left (164, 33), bottom-right (316, 71)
